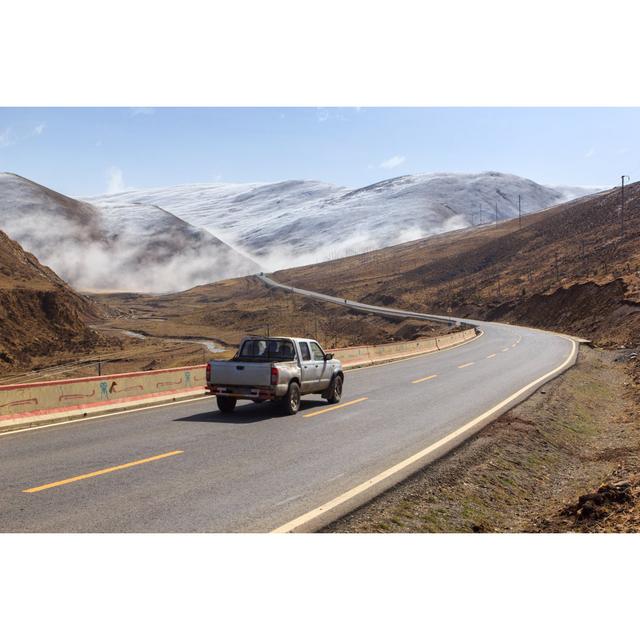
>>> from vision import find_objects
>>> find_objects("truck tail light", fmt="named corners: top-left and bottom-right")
top-left (271, 367), bottom-right (279, 385)
top-left (206, 362), bottom-right (211, 381)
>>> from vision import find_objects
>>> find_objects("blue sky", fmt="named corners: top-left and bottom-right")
top-left (0, 107), bottom-right (637, 195)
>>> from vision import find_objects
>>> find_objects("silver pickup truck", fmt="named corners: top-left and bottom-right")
top-left (206, 336), bottom-right (344, 415)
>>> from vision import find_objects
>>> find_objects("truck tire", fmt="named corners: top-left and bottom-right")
top-left (282, 382), bottom-right (301, 415)
top-left (326, 374), bottom-right (343, 404)
top-left (217, 395), bottom-right (237, 413)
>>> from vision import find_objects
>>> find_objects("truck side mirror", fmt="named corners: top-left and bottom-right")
top-left (324, 353), bottom-right (334, 360)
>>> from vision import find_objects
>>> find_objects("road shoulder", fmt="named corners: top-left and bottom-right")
top-left (323, 346), bottom-right (640, 533)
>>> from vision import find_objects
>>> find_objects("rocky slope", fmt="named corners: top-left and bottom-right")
top-left (0, 229), bottom-right (101, 372)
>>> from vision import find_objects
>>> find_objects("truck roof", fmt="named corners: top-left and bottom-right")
top-left (241, 335), bottom-right (311, 341)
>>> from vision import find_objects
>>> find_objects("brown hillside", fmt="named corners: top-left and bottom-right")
top-left (275, 183), bottom-right (640, 347)
top-left (0, 229), bottom-right (102, 371)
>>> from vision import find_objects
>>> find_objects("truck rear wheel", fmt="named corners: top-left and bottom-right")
top-left (326, 375), bottom-right (343, 404)
top-left (282, 382), bottom-right (301, 415)
top-left (216, 395), bottom-right (237, 413)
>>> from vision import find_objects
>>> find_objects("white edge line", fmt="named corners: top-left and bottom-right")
top-left (271, 336), bottom-right (577, 533)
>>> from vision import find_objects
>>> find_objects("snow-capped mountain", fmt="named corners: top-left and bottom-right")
top-left (92, 172), bottom-right (600, 270)
top-left (0, 173), bottom-right (259, 293)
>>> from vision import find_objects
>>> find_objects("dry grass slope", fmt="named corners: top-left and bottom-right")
top-left (276, 182), bottom-right (640, 348)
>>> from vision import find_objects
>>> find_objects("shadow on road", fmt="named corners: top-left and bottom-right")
top-left (175, 399), bottom-right (328, 424)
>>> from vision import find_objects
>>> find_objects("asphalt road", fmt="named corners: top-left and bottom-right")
top-left (0, 280), bottom-right (577, 532)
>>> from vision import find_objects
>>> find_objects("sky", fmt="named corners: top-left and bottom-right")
top-left (0, 107), bottom-right (637, 196)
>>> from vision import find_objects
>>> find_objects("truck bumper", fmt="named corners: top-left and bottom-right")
top-left (207, 385), bottom-right (276, 401)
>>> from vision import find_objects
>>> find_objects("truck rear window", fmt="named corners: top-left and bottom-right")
top-left (237, 339), bottom-right (296, 361)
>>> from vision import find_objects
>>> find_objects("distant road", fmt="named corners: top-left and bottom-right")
top-left (0, 277), bottom-right (577, 532)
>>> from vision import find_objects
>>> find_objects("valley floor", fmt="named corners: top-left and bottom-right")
top-left (323, 346), bottom-right (640, 533)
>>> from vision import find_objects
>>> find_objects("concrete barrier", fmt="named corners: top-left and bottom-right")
top-left (0, 329), bottom-right (478, 430)
top-left (335, 329), bottom-right (476, 370)
top-left (330, 345), bottom-right (375, 368)
top-left (0, 365), bottom-right (207, 429)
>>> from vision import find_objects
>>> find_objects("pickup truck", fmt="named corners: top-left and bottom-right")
top-left (206, 336), bottom-right (344, 415)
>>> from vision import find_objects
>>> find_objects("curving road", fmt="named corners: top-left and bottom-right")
top-left (0, 276), bottom-right (578, 532)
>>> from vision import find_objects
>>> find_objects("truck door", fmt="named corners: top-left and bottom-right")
top-left (299, 341), bottom-right (320, 392)
top-left (310, 341), bottom-right (333, 390)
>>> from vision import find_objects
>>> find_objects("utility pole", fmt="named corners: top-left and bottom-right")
top-left (518, 195), bottom-right (522, 230)
top-left (621, 175), bottom-right (630, 237)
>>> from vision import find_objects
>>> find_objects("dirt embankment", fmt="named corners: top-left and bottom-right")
top-left (486, 278), bottom-right (640, 347)
top-left (0, 229), bottom-right (107, 374)
top-left (324, 347), bottom-right (640, 533)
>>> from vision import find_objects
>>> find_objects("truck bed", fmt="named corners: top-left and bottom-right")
top-left (209, 360), bottom-right (292, 388)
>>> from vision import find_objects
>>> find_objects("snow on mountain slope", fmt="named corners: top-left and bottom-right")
top-left (94, 202), bottom-right (260, 291)
top-left (0, 173), bottom-right (259, 293)
top-left (92, 172), bottom-right (600, 270)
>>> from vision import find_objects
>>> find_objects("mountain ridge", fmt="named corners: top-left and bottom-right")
top-left (91, 171), bottom-right (601, 270)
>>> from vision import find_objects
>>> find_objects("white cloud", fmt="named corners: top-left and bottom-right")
top-left (130, 107), bottom-right (155, 117)
top-left (585, 147), bottom-right (596, 158)
top-left (379, 154), bottom-right (406, 169)
top-left (106, 166), bottom-right (125, 193)
top-left (0, 127), bottom-right (15, 148)
top-left (1, 123), bottom-right (45, 147)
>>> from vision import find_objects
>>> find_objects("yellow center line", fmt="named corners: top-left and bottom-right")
top-left (457, 362), bottom-right (474, 369)
top-left (486, 353), bottom-right (497, 359)
top-left (511, 343), bottom-right (517, 348)
top-left (23, 450), bottom-right (184, 493)
top-left (502, 347), bottom-right (510, 352)
top-left (412, 374), bottom-right (438, 384)
top-left (303, 397), bottom-right (368, 418)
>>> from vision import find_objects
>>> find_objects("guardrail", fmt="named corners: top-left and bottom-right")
top-left (0, 329), bottom-right (478, 431)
